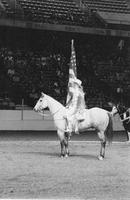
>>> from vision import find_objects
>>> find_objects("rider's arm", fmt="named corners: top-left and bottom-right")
top-left (66, 94), bottom-right (72, 107)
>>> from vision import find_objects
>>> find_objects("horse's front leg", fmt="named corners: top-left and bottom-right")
top-left (60, 138), bottom-right (69, 158)
top-left (57, 129), bottom-right (65, 157)
top-left (58, 126), bottom-right (70, 158)
top-left (99, 140), bottom-right (106, 160)
top-left (60, 140), bottom-right (65, 157)
top-left (64, 137), bottom-right (69, 157)
top-left (126, 131), bottom-right (130, 143)
top-left (98, 131), bottom-right (106, 160)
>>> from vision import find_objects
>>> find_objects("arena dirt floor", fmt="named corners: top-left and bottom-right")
top-left (0, 131), bottom-right (129, 200)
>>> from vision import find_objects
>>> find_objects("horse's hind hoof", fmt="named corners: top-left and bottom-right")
top-left (98, 155), bottom-right (104, 161)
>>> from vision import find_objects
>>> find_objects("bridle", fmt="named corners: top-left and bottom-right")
top-left (37, 97), bottom-right (64, 117)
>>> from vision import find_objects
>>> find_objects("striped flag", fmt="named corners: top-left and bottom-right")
top-left (66, 39), bottom-right (86, 110)
top-left (68, 39), bottom-right (77, 83)
top-left (66, 39), bottom-right (77, 105)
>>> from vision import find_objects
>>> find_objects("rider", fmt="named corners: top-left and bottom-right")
top-left (65, 77), bottom-right (86, 135)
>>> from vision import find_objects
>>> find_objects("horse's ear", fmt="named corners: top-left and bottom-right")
top-left (108, 102), bottom-right (114, 107)
top-left (117, 103), bottom-right (120, 107)
top-left (41, 92), bottom-right (44, 97)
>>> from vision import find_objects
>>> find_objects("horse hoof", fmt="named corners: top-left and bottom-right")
top-left (65, 154), bottom-right (68, 158)
top-left (98, 155), bottom-right (104, 161)
top-left (60, 155), bottom-right (64, 158)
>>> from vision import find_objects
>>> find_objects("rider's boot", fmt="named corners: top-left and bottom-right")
top-left (75, 130), bottom-right (79, 135)
top-left (65, 118), bottom-right (69, 132)
top-left (65, 127), bottom-right (70, 132)
top-left (75, 121), bottom-right (79, 134)
top-left (65, 124), bottom-right (71, 134)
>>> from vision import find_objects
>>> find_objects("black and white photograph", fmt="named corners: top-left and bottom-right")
top-left (0, 0), bottom-right (130, 199)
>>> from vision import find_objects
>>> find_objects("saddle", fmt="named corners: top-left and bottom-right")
top-left (75, 109), bottom-right (85, 122)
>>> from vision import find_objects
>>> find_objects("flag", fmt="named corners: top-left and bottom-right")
top-left (66, 39), bottom-right (77, 105)
top-left (68, 39), bottom-right (77, 82)
top-left (66, 39), bottom-right (86, 109)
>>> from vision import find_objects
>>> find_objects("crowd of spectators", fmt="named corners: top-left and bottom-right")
top-left (0, 45), bottom-right (71, 109)
top-left (0, 33), bottom-right (130, 110)
top-left (0, 1), bottom-right (129, 110)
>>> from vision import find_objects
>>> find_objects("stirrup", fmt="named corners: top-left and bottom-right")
top-left (65, 132), bottom-right (71, 140)
top-left (75, 131), bottom-right (79, 135)
top-left (65, 127), bottom-right (70, 133)
top-left (79, 119), bottom-right (84, 122)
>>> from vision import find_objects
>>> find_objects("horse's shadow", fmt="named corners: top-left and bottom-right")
top-left (21, 151), bottom-right (98, 160)
top-left (69, 153), bottom-right (97, 160)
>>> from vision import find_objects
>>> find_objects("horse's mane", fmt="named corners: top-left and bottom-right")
top-left (46, 94), bottom-right (65, 109)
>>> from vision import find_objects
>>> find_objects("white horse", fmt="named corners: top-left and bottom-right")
top-left (34, 93), bottom-right (113, 160)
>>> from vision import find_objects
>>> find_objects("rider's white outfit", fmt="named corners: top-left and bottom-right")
top-left (65, 78), bottom-right (86, 134)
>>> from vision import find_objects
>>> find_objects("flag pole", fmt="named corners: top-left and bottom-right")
top-left (66, 39), bottom-right (77, 105)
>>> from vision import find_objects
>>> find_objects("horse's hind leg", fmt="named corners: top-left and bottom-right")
top-left (126, 131), bottom-right (130, 143)
top-left (97, 131), bottom-right (106, 160)
top-left (60, 138), bottom-right (69, 158)
top-left (64, 138), bottom-right (69, 157)
top-left (57, 130), bottom-right (65, 157)
top-left (58, 130), bottom-right (69, 157)
top-left (99, 140), bottom-right (106, 160)
top-left (60, 140), bottom-right (65, 157)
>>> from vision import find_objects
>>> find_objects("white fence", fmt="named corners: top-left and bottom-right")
top-left (0, 110), bottom-right (56, 131)
top-left (0, 110), bottom-right (124, 131)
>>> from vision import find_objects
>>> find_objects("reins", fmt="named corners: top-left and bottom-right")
top-left (37, 97), bottom-right (65, 120)
top-left (37, 109), bottom-right (66, 121)
top-left (47, 97), bottom-right (65, 117)
top-left (37, 107), bottom-right (63, 117)
top-left (36, 95), bottom-right (84, 121)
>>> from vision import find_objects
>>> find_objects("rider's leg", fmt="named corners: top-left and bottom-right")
top-left (75, 119), bottom-right (79, 134)
top-left (65, 118), bottom-right (70, 132)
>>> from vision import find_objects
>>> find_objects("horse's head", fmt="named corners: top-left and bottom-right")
top-left (110, 102), bottom-right (127, 116)
top-left (111, 105), bottom-right (118, 116)
top-left (108, 102), bottom-right (119, 116)
top-left (34, 92), bottom-right (48, 113)
top-left (116, 103), bottom-right (127, 115)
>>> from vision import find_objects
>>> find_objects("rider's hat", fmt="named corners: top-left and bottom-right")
top-left (69, 78), bottom-right (82, 87)
top-left (73, 78), bottom-right (82, 86)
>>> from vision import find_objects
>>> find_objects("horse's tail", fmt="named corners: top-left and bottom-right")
top-left (105, 112), bottom-right (113, 144)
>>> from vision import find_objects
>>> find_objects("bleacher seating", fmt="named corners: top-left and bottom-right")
top-left (0, 0), bottom-right (90, 26)
top-left (0, 0), bottom-right (129, 29)
top-left (0, 0), bottom-right (106, 27)
top-left (82, 0), bottom-right (130, 14)
top-left (1, 0), bottom-right (24, 19)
